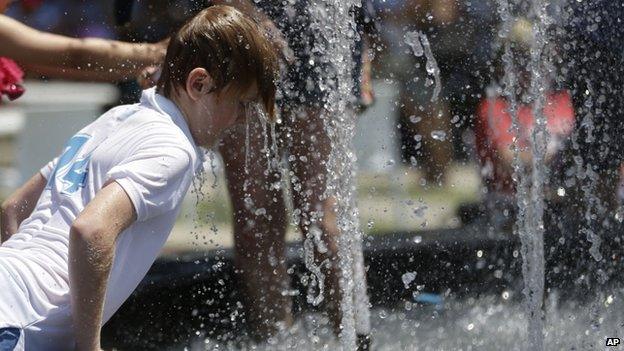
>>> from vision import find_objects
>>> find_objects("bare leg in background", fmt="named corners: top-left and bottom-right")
top-left (402, 97), bottom-right (452, 184)
top-left (220, 106), bottom-right (366, 340)
top-left (219, 122), bottom-right (292, 340)
top-left (285, 108), bottom-right (344, 335)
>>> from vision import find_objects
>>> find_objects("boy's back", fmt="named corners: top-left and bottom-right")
top-left (0, 88), bottom-right (201, 350)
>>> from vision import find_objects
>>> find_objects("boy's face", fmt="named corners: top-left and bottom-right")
top-left (194, 83), bottom-right (258, 147)
top-left (175, 68), bottom-right (265, 147)
top-left (204, 83), bottom-right (259, 132)
top-left (177, 68), bottom-right (259, 147)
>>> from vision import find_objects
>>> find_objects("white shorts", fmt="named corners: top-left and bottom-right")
top-left (0, 257), bottom-right (74, 351)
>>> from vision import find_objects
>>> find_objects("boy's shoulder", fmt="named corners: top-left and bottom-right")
top-left (95, 102), bottom-right (199, 165)
top-left (104, 101), bottom-right (190, 142)
top-left (103, 102), bottom-right (174, 128)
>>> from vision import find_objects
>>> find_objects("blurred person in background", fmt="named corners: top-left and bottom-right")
top-left (6, 0), bottom-right (116, 39)
top-left (558, 1), bottom-right (624, 226)
top-left (472, 18), bottom-right (574, 220)
top-left (0, 0), bottom-right (166, 103)
top-left (547, 1), bottom-right (624, 295)
top-left (212, 1), bottom-right (375, 347)
top-left (390, 0), bottom-right (494, 186)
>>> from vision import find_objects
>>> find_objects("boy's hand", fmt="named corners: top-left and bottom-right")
top-left (0, 173), bottom-right (47, 243)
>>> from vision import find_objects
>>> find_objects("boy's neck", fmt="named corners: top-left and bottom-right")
top-left (167, 90), bottom-right (215, 148)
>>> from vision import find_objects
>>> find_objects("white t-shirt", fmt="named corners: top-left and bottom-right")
top-left (0, 88), bottom-right (203, 350)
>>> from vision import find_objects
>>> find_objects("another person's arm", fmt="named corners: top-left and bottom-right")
top-left (0, 172), bottom-right (47, 243)
top-left (0, 14), bottom-right (167, 81)
top-left (69, 181), bottom-right (136, 351)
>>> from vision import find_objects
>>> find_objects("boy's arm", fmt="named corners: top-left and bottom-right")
top-left (69, 181), bottom-right (136, 351)
top-left (0, 173), bottom-right (47, 243)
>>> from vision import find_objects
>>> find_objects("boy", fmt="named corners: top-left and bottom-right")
top-left (0, 5), bottom-right (277, 351)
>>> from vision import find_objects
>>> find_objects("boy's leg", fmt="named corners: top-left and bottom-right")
top-left (219, 122), bottom-right (292, 340)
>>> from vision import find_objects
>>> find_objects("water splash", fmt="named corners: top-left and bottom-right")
top-left (404, 30), bottom-right (441, 102)
top-left (189, 150), bottom-right (210, 250)
top-left (430, 130), bottom-right (447, 141)
top-left (496, 0), bottom-right (551, 349)
top-left (261, 113), bottom-right (270, 172)
top-left (209, 150), bottom-right (218, 189)
top-left (523, 2), bottom-right (551, 349)
top-left (270, 120), bottom-right (279, 170)
top-left (244, 110), bottom-right (251, 176)
top-left (308, 0), bottom-right (370, 348)
top-left (203, 150), bottom-right (222, 239)
top-left (403, 31), bottom-right (424, 57)
top-left (304, 225), bottom-right (327, 306)
top-left (420, 33), bottom-right (441, 102)
top-left (197, 291), bottom-right (624, 350)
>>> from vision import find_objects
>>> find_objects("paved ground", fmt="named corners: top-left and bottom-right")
top-left (161, 163), bottom-right (481, 255)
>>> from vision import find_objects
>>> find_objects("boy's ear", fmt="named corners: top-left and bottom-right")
top-left (186, 68), bottom-right (214, 101)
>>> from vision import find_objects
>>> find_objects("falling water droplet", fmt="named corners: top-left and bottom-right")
top-left (403, 31), bottom-right (424, 57)
top-left (367, 219), bottom-right (374, 229)
top-left (605, 295), bottom-right (614, 307)
top-left (413, 206), bottom-right (428, 217)
top-left (244, 111), bottom-right (251, 175)
top-left (401, 272), bottom-right (417, 288)
top-left (431, 130), bottom-right (447, 141)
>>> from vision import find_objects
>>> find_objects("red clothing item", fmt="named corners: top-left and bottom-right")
top-left (0, 57), bottom-right (25, 102)
top-left (475, 91), bottom-right (575, 193)
top-left (478, 91), bottom-right (574, 150)
top-left (21, 0), bottom-right (44, 12)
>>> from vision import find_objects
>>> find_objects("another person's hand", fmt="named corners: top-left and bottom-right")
top-left (152, 38), bottom-right (169, 62)
top-left (136, 39), bottom-right (167, 88)
top-left (137, 65), bottom-right (162, 89)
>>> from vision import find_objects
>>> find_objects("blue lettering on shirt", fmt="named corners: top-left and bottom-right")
top-left (48, 134), bottom-right (92, 195)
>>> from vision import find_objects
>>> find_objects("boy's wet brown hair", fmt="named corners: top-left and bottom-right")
top-left (157, 5), bottom-right (278, 119)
